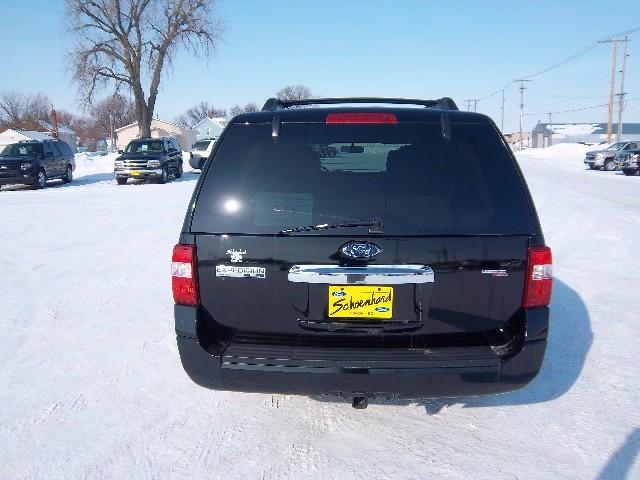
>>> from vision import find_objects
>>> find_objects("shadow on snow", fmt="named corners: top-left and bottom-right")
top-left (312, 279), bottom-right (592, 413)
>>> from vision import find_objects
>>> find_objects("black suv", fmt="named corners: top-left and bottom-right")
top-left (0, 139), bottom-right (75, 189)
top-left (621, 148), bottom-right (640, 176)
top-left (172, 97), bottom-right (552, 408)
top-left (114, 137), bottom-right (183, 185)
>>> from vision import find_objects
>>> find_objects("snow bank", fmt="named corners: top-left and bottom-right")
top-left (516, 142), bottom-right (593, 161)
top-left (74, 152), bottom-right (119, 176)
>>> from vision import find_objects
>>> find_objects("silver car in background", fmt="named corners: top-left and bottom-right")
top-left (584, 141), bottom-right (640, 171)
top-left (188, 138), bottom-right (217, 170)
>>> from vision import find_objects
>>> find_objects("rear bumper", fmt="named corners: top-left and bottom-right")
top-left (175, 305), bottom-right (548, 399)
top-left (188, 155), bottom-right (204, 169)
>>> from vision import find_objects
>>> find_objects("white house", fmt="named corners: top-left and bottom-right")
top-left (38, 121), bottom-right (79, 153)
top-left (193, 117), bottom-right (226, 142)
top-left (0, 129), bottom-right (55, 149)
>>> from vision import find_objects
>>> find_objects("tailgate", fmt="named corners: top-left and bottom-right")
top-left (196, 234), bottom-right (529, 337)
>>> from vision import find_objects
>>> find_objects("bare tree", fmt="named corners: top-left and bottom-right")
top-left (66, 0), bottom-right (223, 137)
top-left (176, 100), bottom-right (226, 127)
top-left (0, 91), bottom-right (51, 129)
top-left (91, 94), bottom-right (136, 134)
top-left (276, 85), bottom-right (312, 101)
top-left (228, 102), bottom-right (258, 117)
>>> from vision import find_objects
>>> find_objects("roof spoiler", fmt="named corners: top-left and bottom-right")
top-left (261, 97), bottom-right (459, 112)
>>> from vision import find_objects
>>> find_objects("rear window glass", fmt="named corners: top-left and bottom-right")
top-left (49, 142), bottom-right (62, 156)
top-left (193, 140), bottom-right (212, 151)
top-left (191, 122), bottom-right (534, 235)
top-left (57, 142), bottom-right (72, 155)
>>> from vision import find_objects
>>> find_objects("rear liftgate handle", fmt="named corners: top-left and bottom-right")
top-left (287, 264), bottom-right (435, 285)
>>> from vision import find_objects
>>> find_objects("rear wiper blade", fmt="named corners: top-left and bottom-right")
top-left (278, 217), bottom-right (383, 235)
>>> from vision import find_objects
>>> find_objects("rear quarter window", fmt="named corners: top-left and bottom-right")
top-left (191, 121), bottom-right (535, 235)
top-left (58, 142), bottom-right (72, 156)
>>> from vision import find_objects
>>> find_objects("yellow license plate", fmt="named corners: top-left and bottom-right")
top-left (328, 285), bottom-right (393, 319)
top-left (130, 170), bottom-right (140, 176)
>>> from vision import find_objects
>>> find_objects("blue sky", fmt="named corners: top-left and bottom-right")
top-left (0, 0), bottom-right (639, 132)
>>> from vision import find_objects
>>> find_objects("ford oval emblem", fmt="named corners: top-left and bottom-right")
top-left (339, 241), bottom-right (382, 260)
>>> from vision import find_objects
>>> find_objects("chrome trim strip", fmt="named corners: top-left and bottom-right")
top-left (114, 168), bottom-right (163, 175)
top-left (287, 264), bottom-right (434, 285)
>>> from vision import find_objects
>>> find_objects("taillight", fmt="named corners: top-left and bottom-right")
top-left (523, 246), bottom-right (553, 308)
top-left (172, 244), bottom-right (198, 306)
top-left (326, 113), bottom-right (398, 124)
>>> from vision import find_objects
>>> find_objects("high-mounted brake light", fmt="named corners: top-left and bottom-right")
top-left (523, 246), bottom-right (553, 308)
top-left (326, 113), bottom-right (398, 124)
top-left (172, 244), bottom-right (199, 306)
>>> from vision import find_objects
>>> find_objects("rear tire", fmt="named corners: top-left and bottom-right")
top-left (175, 162), bottom-right (183, 178)
top-left (588, 164), bottom-right (600, 170)
top-left (198, 158), bottom-right (205, 170)
top-left (622, 168), bottom-right (638, 176)
top-left (62, 165), bottom-right (73, 183)
top-left (116, 177), bottom-right (128, 185)
top-left (33, 169), bottom-right (46, 189)
top-left (603, 159), bottom-right (616, 171)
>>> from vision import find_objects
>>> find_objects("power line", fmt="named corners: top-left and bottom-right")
top-left (520, 26), bottom-right (640, 80)
top-left (477, 82), bottom-right (512, 102)
top-left (473, 26), bottom-right (640, 106)
top-left (524, 103), bottom-right (609, 116)
top-left (527, 88), bottom-right (608, 100)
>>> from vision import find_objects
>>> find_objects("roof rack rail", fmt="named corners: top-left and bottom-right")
top-left (261, 97), bottom-right (459, 112)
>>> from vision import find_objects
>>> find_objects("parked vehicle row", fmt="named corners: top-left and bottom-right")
top-left (583, 141), bottom-right (640, 171)
top-left (0, 139), bottom-right (75, 189)
top-left (621, 150), bottom-right (640, 176)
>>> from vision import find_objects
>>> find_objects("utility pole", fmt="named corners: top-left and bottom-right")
top-left (472, 99), bottom-right (478, 112)
top-left (465, 99), bottom-right (472, 112)
top-left (500, 89), bottom-right (505, 133)
top-left (515, 79), bottom-right (531, 150)
top-left (600, 38), bottom-right (618, 143)
top-left (109, 113), bottom-right (115, 152)
top-left (616, 37), bottom-right (629, 142)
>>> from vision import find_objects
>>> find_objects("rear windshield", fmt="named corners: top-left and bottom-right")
top-left (191, 122), bottom-right (534, 235)
top-left (193, 140), bottom-right (212, 151)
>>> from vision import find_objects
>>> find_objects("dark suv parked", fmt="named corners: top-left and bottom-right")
top-left (114, 137), bottom-right (183, 185)
top-left (0, 139), bottom-right (75, 189)
top-left (173, 97), bottom-right (552, 408)
top-left (620, 149), bottom-right (640, 176)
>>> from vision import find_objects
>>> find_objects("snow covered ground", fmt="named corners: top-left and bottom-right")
top-left (0, 144), bottom-right (638, 479)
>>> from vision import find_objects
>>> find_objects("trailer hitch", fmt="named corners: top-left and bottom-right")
top-left (352, 393), bottom-right (368, 409)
